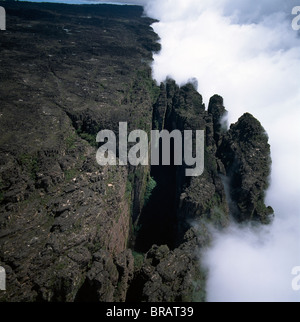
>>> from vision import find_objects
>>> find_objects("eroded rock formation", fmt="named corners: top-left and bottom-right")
top-left (0, 2), bottom-right (273, 302)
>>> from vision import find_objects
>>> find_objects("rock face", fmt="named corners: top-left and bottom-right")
top-left (0, 1), bottom-right (157, 302)
top-left (217, 113), bottom-right (274, 223)
top-left (0, 2), bottom-right (273, 302)
top-left (128, 82), bottom-right (273, 302)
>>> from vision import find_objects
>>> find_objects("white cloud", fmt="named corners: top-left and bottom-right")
top-left (144, 0), bottom-right (300, 302)
top-left (202, 220), bottom-right (300, 302)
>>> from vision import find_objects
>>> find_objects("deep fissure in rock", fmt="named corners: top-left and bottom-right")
top-left (134, 148), bottom-right (179, 252)
top-left (132, 86), bottom-right (191, 253)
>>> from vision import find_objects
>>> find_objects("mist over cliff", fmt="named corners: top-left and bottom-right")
top-left (142, 0), bottom-right (300, 302)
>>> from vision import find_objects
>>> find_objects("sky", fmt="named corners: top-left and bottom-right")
top-left (19, 0), bottom-right (300, 302)
top-left (20, 0), bottom-right (147, 5)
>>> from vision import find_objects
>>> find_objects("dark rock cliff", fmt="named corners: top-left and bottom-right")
top-left (217, 113), bottom-right (273, 223)
top-left (128, 81), bottom-right (273, 302)
top-left (0, 2), bottom-right (273, 302)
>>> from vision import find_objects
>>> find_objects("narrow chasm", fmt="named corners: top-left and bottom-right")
top-left (126, 88), bottom-right (188, 300)
top-left (134, 162), bottom-right (178, 252)
top-left (126, 140), bottom-right (184, 302)
top-left (133, 95), bottom-right (187, 253)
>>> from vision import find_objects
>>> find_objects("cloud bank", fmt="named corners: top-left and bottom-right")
top-left (144, 0), bottom-right (300, 302)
